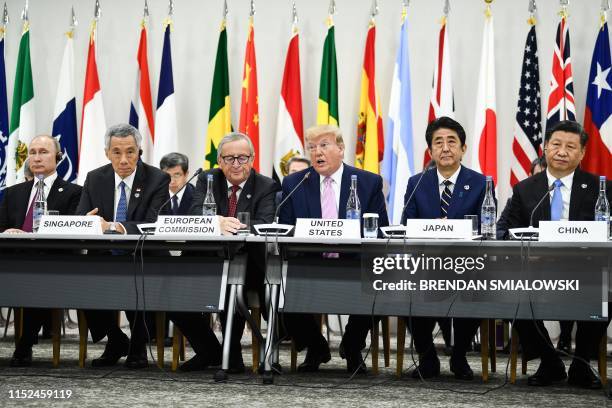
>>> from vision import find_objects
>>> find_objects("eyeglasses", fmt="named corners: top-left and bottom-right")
top-left (306, 142), bottom-right (335, 152)
top-left (221, 155), bottom-right (251, 165)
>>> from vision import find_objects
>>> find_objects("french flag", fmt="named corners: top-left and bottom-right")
top-left (153, 22), bottom-right (177, 164)
top-left (129, 24), bottom-right (154, 163)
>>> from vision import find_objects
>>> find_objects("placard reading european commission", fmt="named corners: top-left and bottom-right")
top-left (359, 240), bottom-right (609, 322)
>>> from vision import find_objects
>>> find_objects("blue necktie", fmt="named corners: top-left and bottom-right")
top-left (116, 181), bottom-right (128, 222)
top-left (550, 179), bottom-right (563, 221)
top-left (171, 195), bottom-right (179, 215)
top-left (440, 180), bottom-right (453, 217)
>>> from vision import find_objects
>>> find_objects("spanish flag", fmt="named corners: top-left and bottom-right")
top-left (355, 22), bottom-right (384, 174)
top-left (204, 20), bottom-right (232, 169)
top-left (317, 16), bottom-right (339, 126)
top-left (239, 17), bottom-right (260, 171)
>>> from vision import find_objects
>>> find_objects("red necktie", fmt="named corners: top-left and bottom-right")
top-left (21, 198), bottom-right (36, 233)
top-left (227, 185), bottom-right (240, 218)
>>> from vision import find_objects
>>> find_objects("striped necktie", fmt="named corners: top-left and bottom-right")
top-left (440, 180), bottom-right (453, 217)
top-left (116, 181), bottom-right (128, 223)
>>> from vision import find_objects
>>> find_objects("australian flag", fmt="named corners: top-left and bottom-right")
top-left (0, 33), bottom-right (9, 200)
top-left (583, 22), bottom-right (612, 179)
top-left (52, 33), bottom-right (78, 182)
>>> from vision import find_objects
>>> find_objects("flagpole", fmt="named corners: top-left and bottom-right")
top-left (528, 0), bottom-right (537, 26)
top-left (292, 0), bottom-right (298, 33)
top-left (601, 0), bottom-right (609, 27)
top-left (327, 0), bottom-right (336, 27)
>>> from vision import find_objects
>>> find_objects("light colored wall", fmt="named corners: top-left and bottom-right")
top-left (3, 0), bottom-right (605, 204)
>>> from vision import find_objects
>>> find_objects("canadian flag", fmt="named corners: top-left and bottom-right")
top-left (471, 8), bottom-right (497, 184)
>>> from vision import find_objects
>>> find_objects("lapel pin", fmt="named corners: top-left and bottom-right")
top-left (581, 184), bottom-right (587, 189)
top-left (464, 185), bottom-right (470, 190)
top-left (58, 187), bottom-right (64, 192)
top-left (134, 193), bottom-right (140, 198)
top-left (246, 194), bottom-right (252, 199)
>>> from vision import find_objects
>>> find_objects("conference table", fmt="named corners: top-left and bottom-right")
top-left (251, 236), bottom-right (611, 383)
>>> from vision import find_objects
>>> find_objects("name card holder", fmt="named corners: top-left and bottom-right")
top-left (404, 219), bottom-right (472, 240)
top-left (38, 215), bottom-right (103, 235)
top-left (155, 215), bottom-right (221, 236)
top-left (539, 221), bottom-right (608, 242)
top-left (294, 218), bottom-right (360, 239)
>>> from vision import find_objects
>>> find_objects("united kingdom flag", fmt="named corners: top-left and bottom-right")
top-left (545, 15), bottom-right (576, 134)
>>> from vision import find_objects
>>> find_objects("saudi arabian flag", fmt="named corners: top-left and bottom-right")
top-left (204, 21), bottom-right (232, 169)
top-left (7, 23), bottom-right (35, 186)
top-left (317, 21), bottom-right (339, 126)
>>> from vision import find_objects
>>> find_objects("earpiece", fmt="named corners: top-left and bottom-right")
top-left (56, 152), bottom-right (63, 163)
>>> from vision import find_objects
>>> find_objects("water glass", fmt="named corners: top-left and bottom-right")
top-left (363, 213), bottom-right (379, 238)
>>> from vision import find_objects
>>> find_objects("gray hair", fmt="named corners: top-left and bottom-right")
top-left (216, 132), bottom-right (255, 162)
top-left (23, 158), bottom-right (33, 179)
top-left (160, 152), bottom-right (189, 173)
top-left (104, 123), bottom-right (142, 150)
top-left (30, 134), bottom-right (61, 156)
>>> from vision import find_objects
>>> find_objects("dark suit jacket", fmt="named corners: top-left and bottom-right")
top-left (76, 162), bottom-right (170, 234)
top-left (279, 164), bottom-right (390, 233)
top-left (0, 177), bottom-right (82, 232)
top-left (189, 168), bottom-right (277, 227)
top-left (504, 168), bottom-right (612, 232)
top-left (161, 182), bottom-right (195, 216)
top-left (401, 165), bottom-right (487, 223)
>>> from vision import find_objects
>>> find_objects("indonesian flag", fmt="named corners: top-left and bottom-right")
top-left (423, 16), bottom-right (455, 168)
top-left (239, 18), bottom-right (260, 171)
top-left (77, 22), bottom-right (107, 185)
top-left (129, 22), bottom-right (155, 164)
top-left (471, 7), bottom-right (497, 184)
top-left (355, 22), bottom-right (384, 174)
top-left (273, 29), bottom-right (304, 182)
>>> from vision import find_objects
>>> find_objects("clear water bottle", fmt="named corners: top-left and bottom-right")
top-left (32, 175), bottom-right (47, 233)
top-left (480, 176), bottom-right (496, 240)
top-left (594, 175), bottom-right (610, 238)
top-left (345, 175), bottom-right (361, 220)
top-left (202, 174), bottom-right (217, 216)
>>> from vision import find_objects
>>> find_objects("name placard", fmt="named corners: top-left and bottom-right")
top-left (155, 215), bottom-right (220, 236)
top-left (294, 218), bottom-right (360, 239)
top-left (404, 219), bottom-right (472, 240)
top-left (539, 221), bottom-right (608, 242)
top-left (38, 215), bottom-right (103, 235)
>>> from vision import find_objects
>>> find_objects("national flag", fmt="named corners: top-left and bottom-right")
top-left (545, 13), bottom-right (576, 133)
top-left (317, 16), bottom-right (339, 126)
top-left (52, 28), bottom-right (78, 182)
top-left (471, 6), bottom-right (497, 183)
top-left (129, 20), bottom-right (155, 163)
top-left (7, 20), bottom-right (34, 186)
top-left (382, 10), bottom-right (414, 224)
top-left (204, 20), bottom-right (231, 170)
top-left (0, 24), bottom-right (9, 200)
top-left (273, 27), bottom-right (304, 182)
top-left (583, 21), bottom-right (612, 179)
top-left (239, 18), bottom-right (260, 171)
top-left (77, 20), bottom-right (106, 185)
top-left (354, 22), bottom-right (384, 174)
top-left (510, 25), bottom-right (542, 186)
top-left (154, 19), bottom-right (178, 165)
top-left (423, 15), bottom-right (455, 168)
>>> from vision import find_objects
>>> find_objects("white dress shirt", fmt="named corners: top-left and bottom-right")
top-left (436, 167), bottom-right (461, 198)
top-left (27, 172), bottom-right (58, 207)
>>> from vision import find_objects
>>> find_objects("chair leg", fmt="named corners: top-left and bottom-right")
top-left (371, 321), bottom-right (379, 375)
top-left (396, 318), bottom-right (406, 378)
top-left (171, 325), bottom-right (182, 372)
top-left (480, 319), bottom-right (489, 382)
top-left (180, 334), bottom-right (186, 361)
top-left (14, 308), bottom-right (23, 346)
top-left (599, 335), bottom-right (607, 386)
top-left (521, 354), bottom-right (528, 375)
top-left (290, 341), bottom-right (297, 372)
top-left (510, 326), bottom-right (519, 384)
top-left (489, 319), bottom-right (496, 373)
top-left (3, 307), bottom-right (11, 338)
top-left (251, 307), bottom-right (261, 373)
top-left (51, 309), bottom-right (62, 368)
top-left (78, 311), bottom-right (88, 368)
top-left (382, 317), bottom-right (390, 368)
top-left (156, 312), bottom-right (165, 368)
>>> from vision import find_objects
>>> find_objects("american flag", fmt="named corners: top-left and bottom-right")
top-left (510, 25), bottom-right (542, 186)
top-left (545, 16), bottom-right (575, 134)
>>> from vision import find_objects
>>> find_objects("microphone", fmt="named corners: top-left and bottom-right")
top-left (529, 183), bottom-right (555, 228)
top-left (399, 161), bottom-right (436, 224)
top-left (273, 171), bottom-right (310, 223)
top-left (156, 168), bottom-right (203, 220)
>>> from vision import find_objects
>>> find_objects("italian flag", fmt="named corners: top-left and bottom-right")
top-left (204, 20), bottom-right (232, 169)
top-left (7, 21), bottom-right (35, 186)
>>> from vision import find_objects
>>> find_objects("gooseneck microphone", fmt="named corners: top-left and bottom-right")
top-left (273, 171), bottom-right (310, 223)
top-left (398, 161), bottom-right (436, 224)
top-left (156, 168), bottom-right (203, 219)
top-left (529, 183), bottom-right (555, 227)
